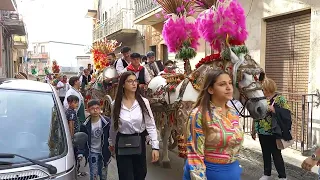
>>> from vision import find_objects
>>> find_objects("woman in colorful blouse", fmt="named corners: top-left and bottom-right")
top-left (252, 77), bottom-right (289, 180)
top-left (183, 70), bottom-right (244, 180)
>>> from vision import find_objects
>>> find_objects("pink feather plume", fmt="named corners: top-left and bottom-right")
top-left (162, 16), bottom-right (200, 53)
top-left (196, 0), bottom-right (248, 51)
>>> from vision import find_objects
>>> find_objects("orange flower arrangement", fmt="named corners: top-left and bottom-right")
top-left (91, 39), bottom-right (121, 71)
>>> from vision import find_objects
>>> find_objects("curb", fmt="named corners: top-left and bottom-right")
top-left (240, 147), bottom-right (318, 179)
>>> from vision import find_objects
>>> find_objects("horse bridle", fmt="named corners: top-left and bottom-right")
top-left (229, 58), bottom-right (266, 118)
top-left (231, 81), bottom-right (266, 118)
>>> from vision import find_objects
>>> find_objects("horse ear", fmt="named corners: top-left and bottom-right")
top-left (259, 72), bottom-right (265, 82)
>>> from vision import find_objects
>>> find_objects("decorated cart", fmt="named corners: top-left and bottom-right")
top-left (143, 0), bottom-right (268, 168)
top-left (85, 39), bottom-right (121, 116)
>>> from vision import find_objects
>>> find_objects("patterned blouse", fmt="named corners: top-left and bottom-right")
top-left (186, 104), bottom-right (244, 180)
top-left (255, 94), bottom-right (290, 135)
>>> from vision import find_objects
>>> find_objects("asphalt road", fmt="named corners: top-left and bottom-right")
top-left (78, 146), bottom-right (318, 180)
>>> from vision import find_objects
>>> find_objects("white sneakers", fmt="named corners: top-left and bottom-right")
top-left (259, 175), bottom-right (271, 180)
top-left (259, 175), bottom-right (287, 180)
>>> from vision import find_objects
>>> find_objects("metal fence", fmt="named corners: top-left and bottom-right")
top-left (242, 92), bottom-right (320, 154)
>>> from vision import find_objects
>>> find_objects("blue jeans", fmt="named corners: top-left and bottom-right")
top-left (89, 152), bottom-right (108, 180)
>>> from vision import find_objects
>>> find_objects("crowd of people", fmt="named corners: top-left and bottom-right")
top-left (12, 46), bottom-right (320, 180)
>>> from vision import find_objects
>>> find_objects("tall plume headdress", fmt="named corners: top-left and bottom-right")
top-left (156, 0), bottom-right (200, 60)
top-left (195, 0), bottom-right (248, 52)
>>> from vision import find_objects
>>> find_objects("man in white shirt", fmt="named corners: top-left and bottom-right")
top-left (56, 75), bottom-right (69, 103)
top-left (122, 53), bottom-right (151, 89)
top-left (115, 46), bottom-right (131, 75)
top-left (64, 76), bottom-right (86, 123)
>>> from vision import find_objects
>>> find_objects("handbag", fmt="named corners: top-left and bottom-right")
top-left (117, 112), bottom-right (145, 156)
top-left (276, 139), bottom-right (294, 150)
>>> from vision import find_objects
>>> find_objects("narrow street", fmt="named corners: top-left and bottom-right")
top-left (78, 147), bottom-right (318, 180)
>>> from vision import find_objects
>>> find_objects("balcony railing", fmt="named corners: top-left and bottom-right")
top-left (1, 10), bottom-right (23, 21)
top-left (134, 0), bottom-right (160, 18)
top-left (93, 9), bottom-right (135, 42)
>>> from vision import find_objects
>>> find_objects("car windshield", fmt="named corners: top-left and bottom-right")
top-left (0, 89), bottom-right (65, 164)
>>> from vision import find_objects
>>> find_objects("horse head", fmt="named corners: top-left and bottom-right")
top-left (228, 47), bottom-right (267, 119)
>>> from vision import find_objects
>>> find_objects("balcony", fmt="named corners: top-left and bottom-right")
top-left (85, 9), bottom-right (97, 18)
top-left (1, 10), bottom-right (26, 35)
top-left (13, 35), bottom-right (28, 49)
top-left (30, 52), bottom-right (49, 60)
top-left (0, 0), bottom-right (16, 11)
top-left (93, 9), bottom-right (138, 42)
top-left (134, 0), bottom-right (163, 25)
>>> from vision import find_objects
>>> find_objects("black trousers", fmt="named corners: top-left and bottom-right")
top-left (59, 97), bottom-right (65, 104)
top-left (258, 134), bottom-right (286, 178)
top-left (116, 132), bottom-right (147, 180)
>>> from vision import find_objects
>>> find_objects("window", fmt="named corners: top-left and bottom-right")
top-left (33, 46), bottom-right (37, 53)
top-left (0, 90), bottom-right (66, 164)
top-left (41, 46), bottom-right (45, 53)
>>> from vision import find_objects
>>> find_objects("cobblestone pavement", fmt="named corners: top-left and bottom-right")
top-left (78, 147), bottom-right (318, 180)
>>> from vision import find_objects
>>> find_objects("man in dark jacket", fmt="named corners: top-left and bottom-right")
top-left (79, 99), bottom-right (111, 180)
top-left (146, 51), bottom-right (164, 77)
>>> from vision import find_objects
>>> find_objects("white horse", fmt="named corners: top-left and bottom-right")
top-left (147, 48), bottom-right (268, 168)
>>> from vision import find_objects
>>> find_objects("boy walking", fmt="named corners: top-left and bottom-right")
top-left (65, 95), bottom-right (80, 137)
top-left (80, 99), bottom-right (111, 180)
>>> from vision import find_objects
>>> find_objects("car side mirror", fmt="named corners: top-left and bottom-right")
top-left (73, 132), bottom-right (88, 149)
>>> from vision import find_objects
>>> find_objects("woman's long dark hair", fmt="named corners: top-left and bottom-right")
top-left (192, 70), bottom-right (230, 128)
top-left (112, 71), bottom-right (150, 130)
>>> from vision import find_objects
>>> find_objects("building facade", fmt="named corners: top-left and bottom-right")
top-left (0, 0), bottom-right (28, 78)
top-left (133, 0), bottom-right (211, 69)
top-left (88, 0), bottom-right (145, 54)
top-left (238, 0), bottom-right (320, 150)
top-left (28, 41), bottom-right (87, 75)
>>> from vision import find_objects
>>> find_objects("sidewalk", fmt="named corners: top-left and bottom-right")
top-left (242, 134), bottom-right (318, 178)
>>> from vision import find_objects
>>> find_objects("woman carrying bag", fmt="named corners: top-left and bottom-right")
top-left (252, 77), bottom-right (292, 180)
top-left (109, 71), bottom-right (159, 180)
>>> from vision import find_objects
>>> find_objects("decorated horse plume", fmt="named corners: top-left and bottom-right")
top-left (91, 39), bottom-right (121, 71)
top-left (156, 0), bottom-right (200, 60)
top-left (196, 0), bottom-right (248, 52)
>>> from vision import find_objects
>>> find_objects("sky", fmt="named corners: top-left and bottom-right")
top-left (17, 0), bottom-right (93, 48)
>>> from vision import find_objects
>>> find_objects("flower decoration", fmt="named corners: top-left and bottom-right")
top-left (52, 60), bottom-right (60, 74)
top-left (195, 53), bottom-right (220, 68)
top-left (91, 39), bottom-right (121, 71)
top-left (196, 0), bottom-right (248, 51)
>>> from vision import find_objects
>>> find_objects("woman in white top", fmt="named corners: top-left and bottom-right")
top-left (109, 71), bottom-right (159, 180)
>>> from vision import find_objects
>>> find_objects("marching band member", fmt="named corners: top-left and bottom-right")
top-left (115, 46), bottom-right (131, 75)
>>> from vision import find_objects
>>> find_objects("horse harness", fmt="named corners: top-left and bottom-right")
top-left (230, 55), bottom-right (266, 117)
